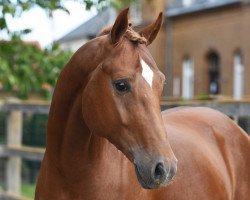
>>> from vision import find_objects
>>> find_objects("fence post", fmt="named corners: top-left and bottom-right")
top-left (233, 115), bottom-right (239, 124)
top-left (6, 111), bottom-right (23, 195)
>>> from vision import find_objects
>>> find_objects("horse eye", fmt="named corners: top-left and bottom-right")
top-left (113, 80), bottom-right (131, 93)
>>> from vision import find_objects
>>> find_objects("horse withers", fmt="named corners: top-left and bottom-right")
top-left (35, 8), bottom-right (250, 200)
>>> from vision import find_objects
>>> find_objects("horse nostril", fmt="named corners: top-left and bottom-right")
top-left (154, 162), bottom-right (166, 181)
top-left (167, 163), bottom-right (177, 180)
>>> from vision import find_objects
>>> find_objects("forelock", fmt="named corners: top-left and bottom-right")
top-left (125, 24), bottom-right (147, 44)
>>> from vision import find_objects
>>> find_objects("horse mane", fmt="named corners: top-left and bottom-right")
top-left (98, 23), bottom-right (147, 44)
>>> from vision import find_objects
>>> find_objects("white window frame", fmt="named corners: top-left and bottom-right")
top-left (182, 57), bottom-right (194, 100)
top-left (233, 52), bottom-right (244, 100)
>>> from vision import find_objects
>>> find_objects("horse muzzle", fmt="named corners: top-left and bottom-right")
top-left (134, 157), bottom-right (177, 189)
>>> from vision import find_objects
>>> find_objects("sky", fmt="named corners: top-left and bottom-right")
top-left (4, 1), bottom-right (97, 48)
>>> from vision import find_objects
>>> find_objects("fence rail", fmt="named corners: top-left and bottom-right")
top-left (0, 146), bottom-right (44, 161)
top-left (0, 98), bottom-right (250, 199)
top-left (0, 99), bottom-right (48, 200)
top-left (161, 99), bottom-right (250, 119)
top-left (0, 99), bottom-right (49, 114)
top-left (0, 192), bottom-right (30, 200)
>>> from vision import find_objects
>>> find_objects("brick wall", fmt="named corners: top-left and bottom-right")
top-left (169, 4), bottom-right (250, 98)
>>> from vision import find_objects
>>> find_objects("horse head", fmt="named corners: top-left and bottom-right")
top-left (81, 8), bottom-right (177, 189)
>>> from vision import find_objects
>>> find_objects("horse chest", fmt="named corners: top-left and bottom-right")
top-left (77, 161), bottom-right (146, 200)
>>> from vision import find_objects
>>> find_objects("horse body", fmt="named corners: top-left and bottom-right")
top-left (35, 8), bottom-right (250, 200)
top-left (162, 107), bottom-right (250, 200)
top-left (36, 104), bottom-right (250, 199)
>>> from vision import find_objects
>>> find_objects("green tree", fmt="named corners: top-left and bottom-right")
top-left (0, 0), bottom-right (68, 31)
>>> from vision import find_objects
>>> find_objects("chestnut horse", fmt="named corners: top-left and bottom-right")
top-left (35, 8), bottom-right (250, 200)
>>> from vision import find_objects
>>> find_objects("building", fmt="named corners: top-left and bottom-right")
top-left (166, 0), bottom-right (250, 100)
top-left (57, 8), bottom-right (117, 51)
top-left (58, 0), bottom-right (250, 100)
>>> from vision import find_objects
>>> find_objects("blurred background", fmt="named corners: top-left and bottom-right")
top-left (0, 0), bottom-right (250, 199)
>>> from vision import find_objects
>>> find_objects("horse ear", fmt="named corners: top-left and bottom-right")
top-left (110, 8), bottom-right (129, 44)
top-left (139, 12), bottom-right (163, 46)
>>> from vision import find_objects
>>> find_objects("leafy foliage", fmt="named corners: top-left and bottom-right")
top-left (0, 35), bottom-right (72, 99)
top-left (83, 0), bottom-right (135, 10)
top-left (0, 0), bottom-right (69, 31)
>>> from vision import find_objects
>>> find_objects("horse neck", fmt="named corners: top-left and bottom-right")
top-left (45, 43), bottom-right (114, 176)
top-left (46, 40), bottom-right (95, 149)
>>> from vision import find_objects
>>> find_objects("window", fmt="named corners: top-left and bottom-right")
top-left (182, 57), bottom-right (194, 99)
top-left (207, 52), bottom-right (220, 95)
top-left (233, 52), bottom-right (244, 100)
top-left (173, 77), bottom-right (181, 97)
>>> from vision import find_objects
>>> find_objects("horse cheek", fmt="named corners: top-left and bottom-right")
top-left (81, 79), bottom-right (114, 138)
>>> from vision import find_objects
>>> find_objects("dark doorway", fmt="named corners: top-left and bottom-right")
top-left (207, 52), bottom-right (220, 95)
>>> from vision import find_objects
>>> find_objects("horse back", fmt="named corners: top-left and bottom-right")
top-left (161, 107), bottom-right (250, 200)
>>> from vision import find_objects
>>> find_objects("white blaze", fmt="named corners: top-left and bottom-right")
top-left (140, 58), bottom-right (154, 88)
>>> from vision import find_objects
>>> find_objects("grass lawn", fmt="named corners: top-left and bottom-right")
top-left (0, 184), bottom-right (35, 199)
top-left (22, 184), bottom-right (36, 199)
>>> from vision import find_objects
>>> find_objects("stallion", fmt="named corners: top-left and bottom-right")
top-left (35, 8), bottom-right (250, 200)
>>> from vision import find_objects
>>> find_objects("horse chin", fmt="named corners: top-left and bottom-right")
top-left (134, 166), bottom-right (151, 189)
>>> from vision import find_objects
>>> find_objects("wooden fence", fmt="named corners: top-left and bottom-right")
top-left (0, 99), bottom-right (48, 200)
top-left (0, 98), bottom-right (250, 200)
